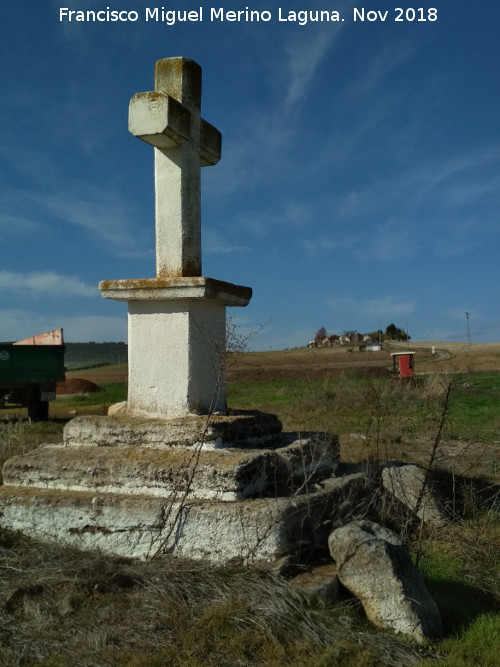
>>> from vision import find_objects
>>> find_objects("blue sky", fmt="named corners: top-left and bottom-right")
top-left (1, 1), bottom-right (498, 349)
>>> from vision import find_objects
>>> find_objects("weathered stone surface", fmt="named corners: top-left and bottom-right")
top-left (327, 466), bottom-right (377, 526)
top-left (63, 412), bottom-right (284, 449)
top-left (0, 481), bottom-right (341, 563)
top-left (100, 276), bottom-right (251, 306)
top-left (381, 462), bottom-right (448, 527)
top-left (99, 58), bottom-right (253, 419)
top-left (328, 520), bottom-right (443, 642)
top-left (289, 563), bottom-right (341, 603)
top-left (3, 432), bottom-right (338, 501)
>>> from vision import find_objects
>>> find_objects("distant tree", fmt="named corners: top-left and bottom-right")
top-left (385, 323), bottom-right (410, 341)
top-left (315, 326), bottom-right (327, 342)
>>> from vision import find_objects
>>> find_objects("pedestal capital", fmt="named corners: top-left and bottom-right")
top-left (99, 276), bottom-right (252, 307)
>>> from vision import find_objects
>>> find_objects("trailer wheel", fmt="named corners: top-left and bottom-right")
top-left (28, 399), bottom-right (49, 422)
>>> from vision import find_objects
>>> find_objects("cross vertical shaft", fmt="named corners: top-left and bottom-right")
top-left (154, 59), bottom-right (201, 277)
top-left (128, 57), bottom-right (221, 278)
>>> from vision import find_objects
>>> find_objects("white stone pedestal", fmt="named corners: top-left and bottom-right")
top-left (100, 277), bottom-right (251, 418)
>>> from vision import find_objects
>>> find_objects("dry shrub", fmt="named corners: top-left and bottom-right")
top-left (423, 373), bottom-right (453, 398)
top-left (436, 513), bottom-right (500, 598)
top-left (0, 528), bottom-right (426, 667)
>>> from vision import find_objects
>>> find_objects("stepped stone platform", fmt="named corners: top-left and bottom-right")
top-left (64, 410), bottom-right (283, 448)
top-left (0, 411), bottom-right (342, 563)
top-left (0, 59), bottom-right (343, 565)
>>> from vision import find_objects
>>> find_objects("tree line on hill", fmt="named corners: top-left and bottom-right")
top-left (314, 323), bottom-right (410, 346)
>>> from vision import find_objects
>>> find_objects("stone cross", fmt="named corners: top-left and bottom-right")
top-left (100, 58), bottom-right (251, 418)
top-left (128, 57), bottom-right (221, 278)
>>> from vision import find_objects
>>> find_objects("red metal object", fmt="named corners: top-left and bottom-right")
top-left (391, 352), bottom-right (415, 378)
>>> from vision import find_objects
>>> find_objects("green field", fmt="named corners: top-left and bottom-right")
top-left (0, 355), bottom-right (498, 666)
top-left (64, 342), bottom-right (127, 370)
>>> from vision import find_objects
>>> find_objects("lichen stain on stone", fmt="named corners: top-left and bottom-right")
top-left (100, 276), bottom-right (207, 290)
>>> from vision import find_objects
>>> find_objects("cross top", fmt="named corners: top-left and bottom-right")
top-left (129, 58), bottom-right (221, 278)
top-left (155, 57), bottom-right (201, 112)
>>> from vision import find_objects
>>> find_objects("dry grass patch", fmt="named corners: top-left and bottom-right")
top-left (0, 528), bottom-right (432, 667)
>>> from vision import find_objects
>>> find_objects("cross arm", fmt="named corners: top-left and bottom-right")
top-left (129, 91), bottom-right (221, 166)
top-left (129, 91), bottom-right (190, 149)
top-left (200, 120), bottom-right (221, 166)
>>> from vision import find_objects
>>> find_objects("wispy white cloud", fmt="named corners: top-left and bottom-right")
top-left (300, 142), bottom-right (500, 262)
top-left (282, 28), bottom-right (339, 113)
top-left (209, 20), bottom-right (343, 197)
top-left (299, 232), bottom-right (352, 258)
top-left (327, 295), bottom-right (415, 320)
top-left (353, 218), bottom-right (416, 262)
top-left (34, 187), bottom-right (152, 259)
top-left (0, 212), bottom-right (41, 235)
top-left (61, 315), bottom-right (127, 342)
top-left (337, 147), bottom-right (500, 223)
top-left (347, 38), bottom-right (421, 98)
top-left (234, 201), bottom-right (313, 240)
top-left (0, 271), bottom-right (97, 298)
top-left (0, 309), bottom-right (126, 343)
top-left (204, 229), bottom-right (252, 254)
top-left (0, 310), bottom-right (51, 343)
top-left (410, 148), bottom-right (500, 199)
top-left (263, 29), bottom-right (340, 148)
top-left (0, 129), bottom-right (152, 260)
top-left (298, 217), bottom-right (416, 263)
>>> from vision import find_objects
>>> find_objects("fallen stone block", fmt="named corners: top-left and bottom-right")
top-left (289, 563), bottom-right (341, 603)
top-left (328, 520), bottom-right (443, 642)
top-left (381, 462), bottom-right (448, 527)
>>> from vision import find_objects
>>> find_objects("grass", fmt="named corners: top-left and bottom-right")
top-left (0, 530), bottom-right (427, 667)
top-left (0, 521), bottom-right (496, 666)
top-left (229, 372), bottom-right (393, 434)
top-left (416, 614), bottom-right (500, 667)
top-left (55, 382), bottom-right (127, 413)
top-left (0, 419), bottom-right (64, 482)
top-left (416, 513), bottom-right (500, 630)
top-left (445, 373), bottom-right (500, 441)
top-left (0, 362), bottom-right (499, 665)
top-left (228, 371), bottom-right (500, 452)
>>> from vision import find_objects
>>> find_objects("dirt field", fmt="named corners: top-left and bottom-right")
top-left (229, 342), bottom-right (500, 380)
top-left (66, 364), bottom-right (128, 384)
top-left (69, 342), bottom-right (500, 386)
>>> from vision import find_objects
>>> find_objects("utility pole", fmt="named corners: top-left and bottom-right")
top-left (465, 312), bottom-right (471, 351)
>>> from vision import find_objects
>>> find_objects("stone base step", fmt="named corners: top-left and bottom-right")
top-left (3, 432), bottom-right (339, 501)
top-left (0, 479), bottom-right (350, 563)
top-left (63, 411), bottom-right (283, 449)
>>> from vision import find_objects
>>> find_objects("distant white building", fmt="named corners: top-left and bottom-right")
top-left (365, 344), bottom-right (382, 352)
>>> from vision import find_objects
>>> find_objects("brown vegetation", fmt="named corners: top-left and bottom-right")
top-left (70, 342), bottom-right (500, 386)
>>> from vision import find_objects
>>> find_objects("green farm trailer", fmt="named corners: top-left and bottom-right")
top-left (0, 329), bottom-right (65, 420)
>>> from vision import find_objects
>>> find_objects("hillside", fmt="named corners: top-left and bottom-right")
top-left (64, 342), bottom-right (127, 370)
top-left (67, 341), bottom-right (500, 385)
